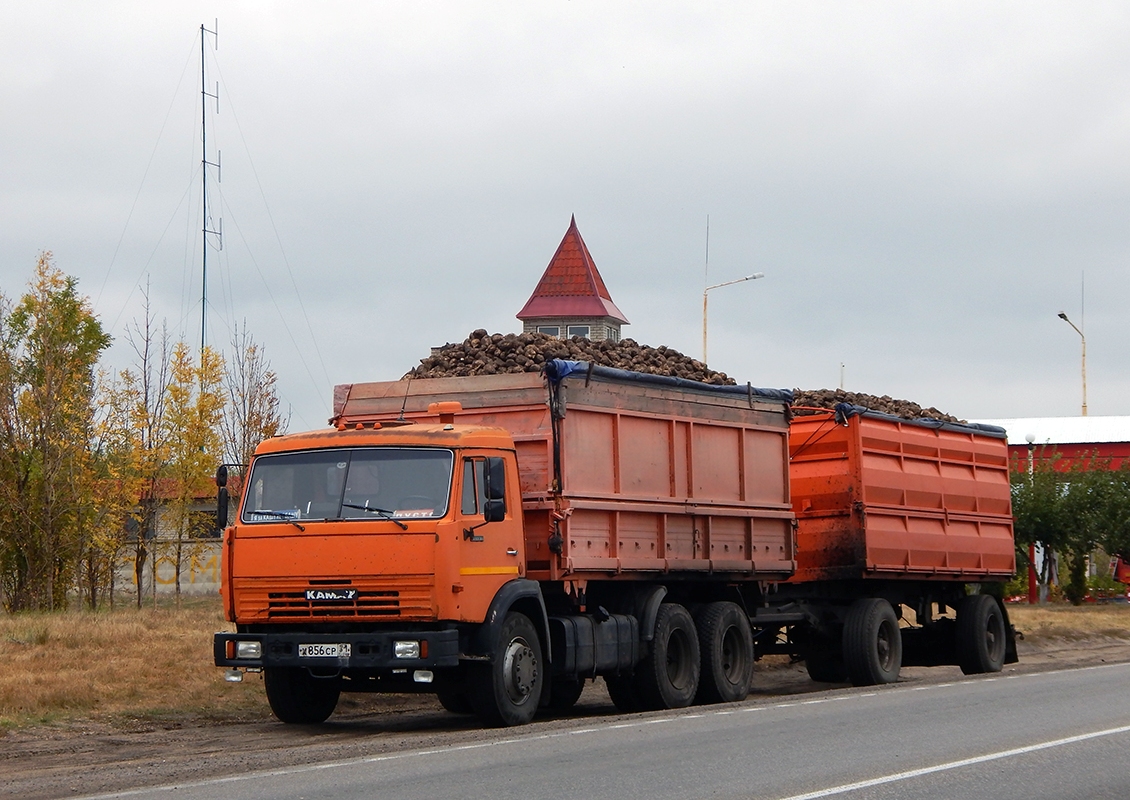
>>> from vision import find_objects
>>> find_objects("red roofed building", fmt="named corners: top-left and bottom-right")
top-left (516, 216), bottom-right (628, 342)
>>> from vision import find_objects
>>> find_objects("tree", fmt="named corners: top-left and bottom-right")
top-left (78, 367), bottom-right (145, 609)
top-left (1012, 450), bottom-right (1130, 604)
top-left (0, 254), bottom-right (110, 610)
top-left (113, 291), bottom-right (173, 608)
top-left (162, 341), bottom-right (225, 603)
top-left (221, 322), bottom-right (288, 501)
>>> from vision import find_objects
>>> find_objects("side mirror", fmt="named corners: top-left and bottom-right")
top-left (484, 457), bottom-right (506, 519)
top-left (483, 498), bottom-right (506, 523)
top-left (485, 457), bottom-right (506, 500)
top-left (216, 464), bottom-right (230, 535)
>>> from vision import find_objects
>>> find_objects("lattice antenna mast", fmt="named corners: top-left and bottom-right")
top-left (200, 20), bottom-right (222, 359)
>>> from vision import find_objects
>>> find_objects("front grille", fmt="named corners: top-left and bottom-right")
top-left (267, 590), bottom-right (399, 618)
top-left (234, 575), bottom-right (435, 621)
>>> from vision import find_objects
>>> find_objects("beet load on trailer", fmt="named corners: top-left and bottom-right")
top-left (214, 363), bottom-right (1017, 726)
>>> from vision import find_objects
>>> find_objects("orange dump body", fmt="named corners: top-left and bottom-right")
top-left (788, 408), bottom-right (1015, 583)
top-left (335, 371), bottom-right (796, 582)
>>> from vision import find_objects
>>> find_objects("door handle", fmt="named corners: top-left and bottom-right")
top-left (506, 548), bottom-right (519, 557)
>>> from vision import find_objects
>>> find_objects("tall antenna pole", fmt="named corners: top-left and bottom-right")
top-left (200, 20), bottom-right (221, 361)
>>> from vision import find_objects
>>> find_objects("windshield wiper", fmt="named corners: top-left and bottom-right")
top-left (340, 503), bottom-right (409, 530)
top-left (246, 510), bottom-right (305, 531)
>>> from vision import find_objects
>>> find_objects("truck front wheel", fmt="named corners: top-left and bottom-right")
top-left (843, 598), bottom-right (902, 686)
top-left (638, 603), bottom-right (700, 710)
top-left (956, 594), bottom-right (1006, 675)
top-left (470, 611), bottom-right (543, 727)
top-left (263, 667), bottom-right (340, 724)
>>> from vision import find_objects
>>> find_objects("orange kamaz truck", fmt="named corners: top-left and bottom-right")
top-left (214, 362), bottom-right (1016, 726)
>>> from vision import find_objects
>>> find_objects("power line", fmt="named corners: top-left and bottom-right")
top-left (96, 36), bottom-right (199, 310)
top-left (209, 52), bottom-right (333, 390)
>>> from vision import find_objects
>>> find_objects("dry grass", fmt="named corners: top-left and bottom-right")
top-left (1007, 603), bottom-right (1130, 641)
top-left (0, 596), bottom-right (269, 731)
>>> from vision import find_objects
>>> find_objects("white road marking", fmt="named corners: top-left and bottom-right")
top-left (776, 724), bottom-right (1130, 800)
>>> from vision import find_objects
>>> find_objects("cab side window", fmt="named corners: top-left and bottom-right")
top-left (461, 458), bottom-right (487, 515)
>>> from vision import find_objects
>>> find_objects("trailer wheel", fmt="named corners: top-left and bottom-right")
top-left (605, 675), bottom-right (642, 713)
top-left (547, 677), bottom-right (586, 712)
top-left (263, 667), bottom-right (340, 724)
top-left (469, 611), bottom-right (543, 727)
top-left (694, 601), bottom-right (754, 704)
top-left (843, 598), bottom-right (902, 686)
top-left (638, 603), bottom-right (700, 710)
top-left (956, 594), bottom-right (1006, 675)
top-left (805, 646), bottom-right (848, 683)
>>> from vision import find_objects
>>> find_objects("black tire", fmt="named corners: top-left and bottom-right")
top-left (469, 611), bottom-right (543, 727)
top-left (637, 603), bottom-right (700, 710)
top-left (842, 598), bottom-right (902, 686)
top-left (956, 594), bottom-right (1007, 675)
top-left (604, 675), bottom-right (643, 713)
top-left (263, 667), bottom-right (340, 724)
top-left (436, 688), bottom-right (475, 715)
top-left (805, 646), bottom-right (848, 683)
top-left (547, 677), bottom-right (586, 712)
top-left (694, 601), bottom-right (754, 704)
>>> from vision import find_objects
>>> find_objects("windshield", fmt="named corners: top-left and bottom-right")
top-left (241, 447), bottom-right (454, 524)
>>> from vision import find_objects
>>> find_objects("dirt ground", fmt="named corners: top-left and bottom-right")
top-left (4, 634), bottom-right (1130, 800)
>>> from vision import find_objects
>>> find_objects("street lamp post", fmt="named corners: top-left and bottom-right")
top-left (702, 272), bottom-right (764, 364)
top-left (1026, 434), bottom-right (1038, 605)
top-left (1057, 312), bottom-right (1087, 416)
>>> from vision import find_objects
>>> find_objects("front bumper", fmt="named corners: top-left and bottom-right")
top-left (214, 629), bottom-right (460, 670)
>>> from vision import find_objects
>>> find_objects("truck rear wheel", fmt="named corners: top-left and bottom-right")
top-left (263, 667), bottom-right (340, 724)
top-left (843, 598), bottom-right (902, 686)
top-left (956, 594), bottom-right (1006, 675)
top-left (469, 611), bottom-right (543, 727)
top-left (694, 601), bottom-right (754, 704)
top-left (638, 603), bottom-right (700, 710)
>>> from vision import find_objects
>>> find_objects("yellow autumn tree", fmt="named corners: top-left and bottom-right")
top-left (0, 254), bottom-right (111, 610)
top-left (162, 341), bottom-right (225, 603)
top-left (78, 367), bottom-right (146, 609)
top-left (114, 294), bottom-right (174, 608)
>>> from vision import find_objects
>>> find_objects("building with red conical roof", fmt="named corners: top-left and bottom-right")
top-left (516, 216), bottom-right (628, 342)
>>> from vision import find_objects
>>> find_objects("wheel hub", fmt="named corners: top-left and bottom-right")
top-left (503, 637), bottom-right (537, 704)
top-left (876, 623), bottom-right (894, 670)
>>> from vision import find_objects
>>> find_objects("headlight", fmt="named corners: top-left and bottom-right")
top-left (393, 640), bottom-right (421, 659)
top-left (236, 641), bottom-right (262, 659)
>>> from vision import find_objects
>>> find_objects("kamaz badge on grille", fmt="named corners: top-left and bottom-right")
top-left (305, 589), bottom-right (357, 601)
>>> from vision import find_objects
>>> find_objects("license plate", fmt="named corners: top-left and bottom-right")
top-left (298, 643), bottom-right (351, 659)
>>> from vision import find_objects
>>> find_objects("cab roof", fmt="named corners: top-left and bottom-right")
top-left (253, 423), bottom-right (515, 457)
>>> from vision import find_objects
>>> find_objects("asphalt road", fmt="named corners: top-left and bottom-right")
top-left (80, 662), bottom-right (1130, 800)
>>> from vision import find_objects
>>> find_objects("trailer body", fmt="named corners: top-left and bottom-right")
top-left (789, 405), bottom-right (1015, 583)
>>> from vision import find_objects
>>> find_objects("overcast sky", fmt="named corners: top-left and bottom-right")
top-left (2, 3), bottom-right (1128, 430)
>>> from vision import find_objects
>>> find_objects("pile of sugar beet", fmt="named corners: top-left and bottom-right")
top-left (405, 330), bottom-right (962, 424)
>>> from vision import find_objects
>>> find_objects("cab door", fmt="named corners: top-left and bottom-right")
top-left (454, 454), bottom-right (523, 622)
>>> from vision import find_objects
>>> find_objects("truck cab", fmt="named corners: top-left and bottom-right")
top-left (214, 409), bottom-right (535, 724)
